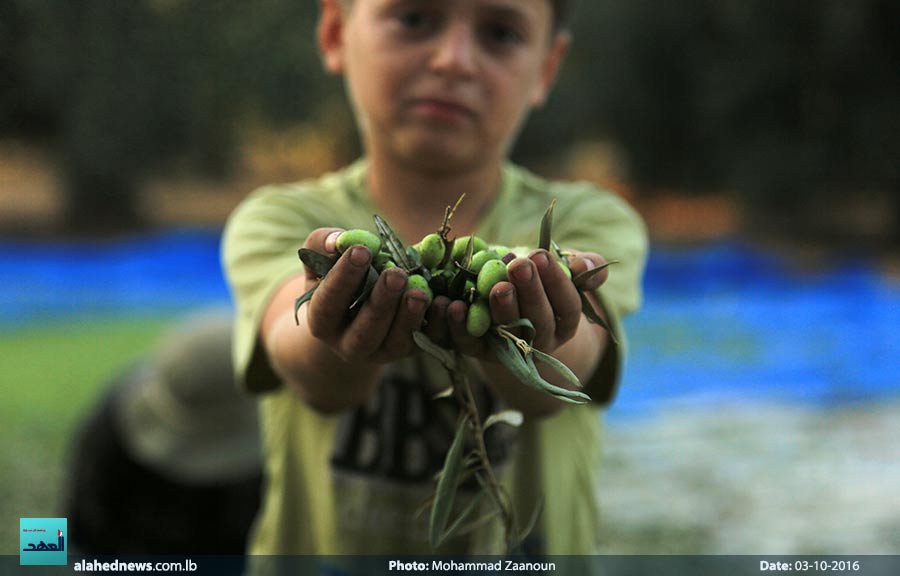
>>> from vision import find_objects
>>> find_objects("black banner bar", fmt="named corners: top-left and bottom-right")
top-left (3, 555), bottom-right (898, 576)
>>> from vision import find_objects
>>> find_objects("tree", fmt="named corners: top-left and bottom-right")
top-left (7, 0), bottom-right (324, 233)
top-left (517, 0), bottom-right (900, 242)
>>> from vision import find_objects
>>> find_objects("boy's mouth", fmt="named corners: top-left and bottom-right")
top-left (408, 98), bottom-right (476, 123)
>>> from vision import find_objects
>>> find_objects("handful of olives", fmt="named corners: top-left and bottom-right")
top-left (331, 228), bottom-right (571, 339)
top-left (294, 199), bottom-right (616, 405)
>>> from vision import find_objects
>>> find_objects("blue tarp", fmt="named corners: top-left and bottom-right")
top-left (618, 242), bottom-right (900, 416)
top-left (0, 230), bottom-right (231, 326)
top-left (1, 231), bottom-right (897, 414)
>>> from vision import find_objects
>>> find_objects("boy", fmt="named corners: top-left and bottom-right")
top-left (223, 0), bottom-right (647, 557)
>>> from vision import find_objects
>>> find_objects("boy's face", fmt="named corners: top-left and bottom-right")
top-left (319, 0), bottom-right (569, 175)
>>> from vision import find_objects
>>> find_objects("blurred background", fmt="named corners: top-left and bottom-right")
top-left (2, 0), bottom-right (898, 554)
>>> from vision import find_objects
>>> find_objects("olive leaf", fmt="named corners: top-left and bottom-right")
top-left (496, 318), bottom-right (536, 345)
top-left (531, 349), bottom-right (583, 389)
top-left (406, 245), bottom-right (429, 280)
top-left (298, 247), bottom-right (336, 277)
top-left (448, 267), bottom-right (475, 301)
top-left (459, 235), bottom-right (476, 268)
top-left (488, 333), bottom-right (590, 404)
top-left (433, 386), bottom-right (455, 400)
top-left (430, 415), bottom-right (470, 548)
top-left (484, 410), bottom-right (524, 430)
top-left (347, 266), bottom-right (380, 315)
top-left (294, 247), bottom-right (337, 324)
top-left (448, 235), bottom-right (477, 299)
top-left (579, 292), bottom-right (619, 346)
top-left (374, 214), bottom-right (416, 271)
top-left (474, 471), bottom-right (510, 531)
top-left (539, 198), bottom-right (557, 251)
top-left (413, 331), bottom-right (458, 372)
top-left (516, 496), bottom-right (544, 544)
top-left (293, 285), bottom-right (318, 325)
top-left (428, 270), bottom-right (450, 295)
top-left (551, 239), bottom-right (568, 266)
top-left (524, 352), bottom-right (591, 404)
top-left (416, 463), bottom-right (479, 522)
top-left (437, 492), bottom-right (499, 547)
top-left (488, 332), bottom-right (532, 381)
top-left (571, 259), bottom-right (619, 287)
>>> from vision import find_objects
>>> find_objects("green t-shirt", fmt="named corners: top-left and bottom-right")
top-left (222, 159), bottom-right (648, 557)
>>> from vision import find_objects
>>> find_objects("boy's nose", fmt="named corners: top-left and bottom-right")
top-left (429, 23), bottom-right (477, 78)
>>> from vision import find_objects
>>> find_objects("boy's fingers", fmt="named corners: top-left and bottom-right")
top-left (302, 227), bottom-right (344, 281)
top-left (507, 257), bottom-right (555, 342)
top-left (423, 296), bottom-right (451, 346)
top-left (489, 281), bottom-right (519, 326)
top-left (307, 245), bottom-right (373, 342)
top-left (567, 251), bottom-right (609, 291)
top-left (338, 267), bottom-right (408, 360)
top-left (447, 300), bottom-right (486, 358)
top-left (372, 289), bottom-right (430, 361)
top-left (303, 227), bottom-right (344, 254)
top-left (532, 250), bottom-right (581, 343)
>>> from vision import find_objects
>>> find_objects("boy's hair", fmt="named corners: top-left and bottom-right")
top-left (336, 0), bottom-right (576, 34)
top-left (551, 0), bottom-right (575, 32)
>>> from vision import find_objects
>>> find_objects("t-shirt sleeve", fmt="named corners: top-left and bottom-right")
top-left (221, 186), bottom-right (313, 393)
top-left (552, 184), bottom-right (649, 403)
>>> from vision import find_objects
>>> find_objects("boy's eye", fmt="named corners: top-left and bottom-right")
top-left (396, 10), bottom-right (436, 31)
top-left (481, 22), bottom-right (524, 48)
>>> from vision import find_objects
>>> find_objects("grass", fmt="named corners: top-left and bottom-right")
top-left (0, 315), bottom-right (176, 553)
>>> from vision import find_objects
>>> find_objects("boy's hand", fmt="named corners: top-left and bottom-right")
top-left (302, 228), bottom-right (431, 364)
top-left (446, 249), bottom-right (609, 358)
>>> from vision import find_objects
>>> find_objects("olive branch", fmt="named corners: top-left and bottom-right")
top-left (293, 197), bottom-right (618, 551)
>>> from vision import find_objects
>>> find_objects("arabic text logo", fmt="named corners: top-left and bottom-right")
top-left (20, 518), bottom-right (67, 566)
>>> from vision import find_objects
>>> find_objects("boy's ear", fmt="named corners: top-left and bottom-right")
top-left (530, 32), bottom-right (571, 107)
top-left (318, 0), bottom-right (346, 74)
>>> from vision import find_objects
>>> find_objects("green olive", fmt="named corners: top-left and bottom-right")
top-left (416, 233), bottom-right (446, 269)
top-left (336, 229), bottom-right (382, 255)
top-left (464, 279), bottom-right (477, 303)
top-left (373, 251), bottom-right (395, 271)
top-left (406, 274), bottom-right (433, 306)
top-left (476, 259), bottom-right (509, 298)
top-left (451, 235), bottom-right (488, 263)
top-left (469, 249), bottom-right (500, 274)
top-left (466, 299), bottom-right (491, 338)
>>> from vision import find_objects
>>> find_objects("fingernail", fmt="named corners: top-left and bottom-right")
top-left (450, 304), bottom-right (466, 324)
top-left (325, 231), bottom-right (341, 254)
top-left (349, 246), bottom-right (371, 267)
top-left (407, 296), bottom-right (426, 315)
top-left (385, 271), bottom-right (407, 292)
top-left (533, 251), bottom-right (550, 270)
top-left (494, 287), bottom-right (515, 305)
top-left (430, 297), bottom-right (448, 319)
top-left (583, 257), bottom-right (597, 270)
top-left (510, 261), bottom-right (533, 283)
